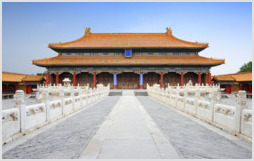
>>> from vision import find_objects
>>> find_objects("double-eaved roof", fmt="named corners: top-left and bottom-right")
top-left (33, 28), bottom-right (225, 67)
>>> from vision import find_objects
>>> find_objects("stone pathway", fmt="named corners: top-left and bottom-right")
top-left (136, 96), bottom-right (252, 159)
top-left (79, 91), bottom-right (180, 159)
top-left (2, 96), bottom-right (120, 159)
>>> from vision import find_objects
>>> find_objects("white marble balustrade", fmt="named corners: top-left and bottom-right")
top-left (147, 83), bottom-right (252, 141)
top-left (2, 82), bottom-right (110, 145)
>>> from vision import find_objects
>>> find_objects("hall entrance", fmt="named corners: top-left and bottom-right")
top-left (117, 72), bottom-right (139, 89)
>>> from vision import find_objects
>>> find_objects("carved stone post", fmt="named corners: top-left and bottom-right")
top-left (14, 90), bottom-right (26, 132)
top-left (183, 89), bottom-right (188, 111)
top-left (236, 90), bottom-right (247, 133)
top-left (71, 88), bottom-right (75, 111)
top-left (211, 90), bottom-right (220, 122)
top-left (40, 89), bottom-right (51, 122)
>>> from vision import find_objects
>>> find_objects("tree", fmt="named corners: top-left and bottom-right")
top-left (36, 72), bottom-right (46, 76)
top-left (238, 61), bottom-right (252, 73)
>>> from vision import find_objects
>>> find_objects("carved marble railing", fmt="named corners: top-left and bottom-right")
top-left (241, 109), bottom-right (252, 138)
top-left (2, 108), bottom-right (20, 143)
top-left (48, 100), bottom-right (63, 122)
top-left (147, 84), bottom-right (252, 142)
top-left (2, 84), bottom-right (110, 145)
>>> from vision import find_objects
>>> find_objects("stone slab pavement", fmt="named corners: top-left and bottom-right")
top-left (79, 90), bottom-right (180, 159)
top-left (2, 96), bottom-right (120, 159)
top-left (136, 96), bottom-right (252, 159)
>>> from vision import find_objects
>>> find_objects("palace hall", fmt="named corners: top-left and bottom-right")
top-left (32, 28), bottom-right (225, 89)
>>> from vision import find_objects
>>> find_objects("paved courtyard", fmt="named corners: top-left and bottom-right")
top-left (2, 90), bottom-right (252, 159)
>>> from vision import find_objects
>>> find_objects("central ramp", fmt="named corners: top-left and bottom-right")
top-left (79, 90), bottom-right (179, 159)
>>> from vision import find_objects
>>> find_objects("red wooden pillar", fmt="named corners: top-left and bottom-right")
top-left (181, 72), bottom-right (184, 86)
top-left (14, 84), bottom-right (17, 92)
top-left (198, 72), bottom-right (201, 85)
top-left (160, 72), bottom-right (164, 88)
top-left (208, 72), bottom-right (211, 85)
top-left (93, 72), bottom-right (97, 88)
top-left (73, 72), bottom-right (76, 86)
top-left (6, 85), bottom-right (9, 94)
top-left (240, 84), bottom-right (243, 90)
top-left (26, 85), bottom-right (31, 94)
top-left (249, 84), bottom-right (252, 93)
top-left (56, 72), bottom-right (59, 85)
top-left (46, 72), bottom-right (50, 86)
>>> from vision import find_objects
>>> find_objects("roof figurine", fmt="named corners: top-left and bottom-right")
top-left (85, 27), bottom-right (91, 35)
top-left (166, 27), bottom-right (172, 35)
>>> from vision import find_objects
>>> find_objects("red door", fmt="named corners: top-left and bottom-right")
top-left (26, 85), bottom-right (32, 94)
top-left (226, 85), bottom-right (232, 94)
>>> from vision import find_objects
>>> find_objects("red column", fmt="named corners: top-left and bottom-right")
top-left (56, 72), bottom-right (59, 85)
top-left (181, 72), bottom-right (184, 86)
top-left (208, 72), bottom-right (211, 85)
top-left (93, 72), bottom-right (97, 88)
top-left (6, 85), bottom-right (9, 94)
top-left (249, 84), bottom-right (252, 93)
top-left (14, 84), bottom-right (17, 92)
top-left (198, 72), bottom-right (201, 85)
top-left (26, 85), bottom-right (31, 94)
top-left (73, 72), bottom-right (76, 86)
top-left (160, 72), bottom-right (164, 88)
top-left (46, 72), bottom-right (50, 86)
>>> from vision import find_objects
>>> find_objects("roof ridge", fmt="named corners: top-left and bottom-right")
top-left (48, 30), bottom-right (209, 49)
top-left (2, 71), bottom-right (30, 75)
top-left (214, 71), bottom-right (252, 76)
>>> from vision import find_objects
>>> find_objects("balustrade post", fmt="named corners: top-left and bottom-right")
top-left (183, 89), bottom-right (188, 111)
top-left (211, 90), bottom-right (220, 122)
top-left (14, 90), bottom-right (26, 133)
top-left (236, 90), bottom-right (247, 133)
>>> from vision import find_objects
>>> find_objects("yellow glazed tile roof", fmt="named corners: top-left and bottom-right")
top-left (33, 55), bottom-right (225, 66)
top-left (213, 72), bottom-right (252, 82)
top-left (49, 32), bottom-right (208, 49)
top-left (2, 72), bottom-right (44, 82)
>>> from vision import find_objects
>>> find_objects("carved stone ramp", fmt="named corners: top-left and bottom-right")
top-left (136, 96), bottom-right (252, 159)
top-left (2, 96), bottom-right (120, 159)
top-left (79, 90), bottom-right (180, 159)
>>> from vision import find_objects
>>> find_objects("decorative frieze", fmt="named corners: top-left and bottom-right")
top-left (47, 66), bottom-right (210, 74)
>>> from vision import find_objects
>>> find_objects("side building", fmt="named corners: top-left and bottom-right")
top-left (33, 28), bottom-right (225, 89)
top-left (212, 71), bottom-right (252, 95)
top-left (2, 72), bottom-right (45, 95)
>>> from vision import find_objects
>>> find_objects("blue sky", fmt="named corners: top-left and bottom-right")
top-left (2, 2), bottom-right (252, 75)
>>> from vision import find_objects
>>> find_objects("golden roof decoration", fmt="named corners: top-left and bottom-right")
top-left (166, 27), bottom-right (172, 35)
top-left (85, 27), bottom-right (91, 36)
